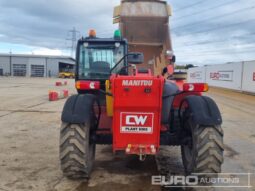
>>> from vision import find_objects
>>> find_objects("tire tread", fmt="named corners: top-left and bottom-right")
top-left (195, 126), bottom-right (224, 173)
top-left (59, 123), bottom-right (94, 179)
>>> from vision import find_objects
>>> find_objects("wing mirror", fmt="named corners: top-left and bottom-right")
top-left (171, 55), bottom-right (176, 63)
top-left (127, 52), bottom-right (144, 64)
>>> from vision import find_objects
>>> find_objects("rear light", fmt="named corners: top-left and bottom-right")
top-left (76, 81), bottom-right (100, 90)
top-left (183, 83), bottom-right (209, 92)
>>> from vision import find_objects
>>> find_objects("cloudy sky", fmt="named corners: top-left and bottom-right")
top-left (0, 0), bottom-right (254, 65)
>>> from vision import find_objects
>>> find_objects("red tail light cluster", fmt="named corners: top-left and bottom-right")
top-left (183, 83), bottom-right (209, 92)
top-left (76, 81), bottom-right (100, 90)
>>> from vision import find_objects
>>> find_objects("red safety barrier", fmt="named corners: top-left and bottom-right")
top-left (61, 90), bottom-right (69, 98)
top-left (49, 91), bottom-right (59, 101)
top-left (55, 81), bottom-right (68, 86)
top-left (55, 82), bottom-right (62, 86)
top-left (49, 90), bottom-right (69, 101)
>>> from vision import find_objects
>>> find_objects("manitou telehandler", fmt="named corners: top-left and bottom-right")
top-left (59, 0), bottom-right (223, 179)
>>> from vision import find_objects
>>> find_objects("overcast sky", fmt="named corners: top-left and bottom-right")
top-left (0, 0), bottom-right (254, 65)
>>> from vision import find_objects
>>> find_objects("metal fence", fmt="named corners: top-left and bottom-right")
top-left (187, 61), bottom-right (255, 94)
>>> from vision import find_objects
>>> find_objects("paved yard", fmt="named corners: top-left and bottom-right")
top-left (0, 77), bottom-right (254, 191)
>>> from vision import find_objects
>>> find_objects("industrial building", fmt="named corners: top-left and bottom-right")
top-left (0, 54), bottom-right (75, 77)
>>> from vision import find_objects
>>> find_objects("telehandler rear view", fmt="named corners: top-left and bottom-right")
top-left (59, 30), bottom-right (223, 179)
top-left (59, 0), bottom-right (223, 180)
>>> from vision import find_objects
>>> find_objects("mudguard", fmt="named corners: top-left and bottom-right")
top-left (161, 81), bottom-right (179, 124)
top-left (183, 95), bottom-right (222, 126)
top-left (61, 94), bottom-right (97, 124)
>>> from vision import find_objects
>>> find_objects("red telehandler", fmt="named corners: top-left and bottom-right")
top-left (59, 0), bottom-right (224, 180)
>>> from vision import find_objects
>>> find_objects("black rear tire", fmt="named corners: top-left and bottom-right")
top-left (60, 122), bottom-right (95, 179)
top-left (181, 109), bottom-right (224, 176)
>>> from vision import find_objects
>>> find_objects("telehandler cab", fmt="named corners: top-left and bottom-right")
top-left (59, 29), bottom-right (224, 179)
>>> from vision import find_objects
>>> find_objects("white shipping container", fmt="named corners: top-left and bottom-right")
top-left (187, 67), bottom-right (206, 83)
top-left (241, 61), bottom-right (255, 93)
top-left (205, 62), bottom-right (243, 91)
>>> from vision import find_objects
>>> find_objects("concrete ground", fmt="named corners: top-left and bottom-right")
top-left (0, 77), bottom-right (254, 191)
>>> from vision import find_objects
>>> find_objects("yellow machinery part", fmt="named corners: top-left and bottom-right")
top-left (105, 80), bottom-right (113, 117)
top-left (59, 72), bottom-right (75, 78)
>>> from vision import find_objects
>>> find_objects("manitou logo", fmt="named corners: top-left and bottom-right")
top-left (122, 80), bottom-right (153, 86)
top-left (120, 112), bottom-right (154, 134)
